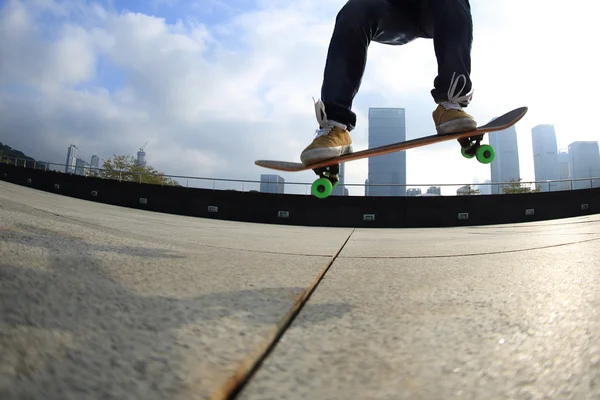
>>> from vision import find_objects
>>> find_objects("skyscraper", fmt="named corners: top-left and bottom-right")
top-left (568, 141), bottom-right (600, 190)
top-left (90, 155), bottom-right (100, 170)
top-left (489, 125), bottom-right (520, 194)
top-left (367, 107), bottom-right (406, 196)
top-left (75, 158), bottom-right (90, 176)
top-left (260, 174), bottom-right (285, 194)
top-left (557, 150), bottom-right (571, 191)
top-left (531, 124), bottom-right (559, 191)
top-left (65, 145), bottom-right (77, 174)
top-left (136, 142), bottom-right (148, 168)
top-left (136, 149), bottom-right (146, 167)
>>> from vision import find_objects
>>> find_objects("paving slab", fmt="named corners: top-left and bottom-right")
top-left (339, 215), bottom-right (600, 258)
top-left (0, 182), bottom-right (352, 399)
top-left (0, 182), bottom-right (351, 256)
top-left (241, 232), bottom-right (600, 399)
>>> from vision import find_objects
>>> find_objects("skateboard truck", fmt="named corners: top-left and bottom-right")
top-left (457, 133), bottom-right (495, 162)
top-left (311, 164), bottom-right (340, 198)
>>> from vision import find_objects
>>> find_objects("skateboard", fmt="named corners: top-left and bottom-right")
top-left (255, 106), bottom-right (528, 198)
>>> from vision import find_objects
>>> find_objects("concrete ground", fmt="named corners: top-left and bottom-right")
top-left (0, 180), bottom-right (598, 400)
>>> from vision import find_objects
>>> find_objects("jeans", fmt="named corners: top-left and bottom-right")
top-left (320, 0), bottom-right (473, 130)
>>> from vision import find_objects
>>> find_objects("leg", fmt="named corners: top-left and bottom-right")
top-left (429, 0), bottom-right (474, 106)
top-left (320, 0), bottom-right (422, 130)
top-left (426, 0), bottom-right (477, 134)
top-left (300, 0), bottom-right (421, 166)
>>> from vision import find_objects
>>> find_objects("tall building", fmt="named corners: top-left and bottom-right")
top-left (332, 163), bottom-right (348, 196)
top-left (489, 124), bottom-right (520, 194)
top-left (136, 142), bottom-right (147, 168)
top-left (531, 124), bottom-right (560, 191)
top-left (90, 155), bottom-right (100, 170)
top-left (65, 145), bottom-right (77, 174)
top-left (260, 174), bottom-right (285, 194)
top-left (557, 150), bottom-right (571, 191)
top-left (75, 158), bottom-right (90, 176)
top-left (568, 141), bottom-right (600, 190)
top-left (367, 107), bottom-right (406, 196)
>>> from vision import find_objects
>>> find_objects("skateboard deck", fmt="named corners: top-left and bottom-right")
top-left (256, 106), bottom-right (527, 172)
top-left (255, 106), bottom-right (528, 198)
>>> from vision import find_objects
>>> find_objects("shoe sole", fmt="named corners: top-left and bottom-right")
top-left (301, 144), bottom-right (353, 165)
top-left (436, 118), bottom-right (478, 135)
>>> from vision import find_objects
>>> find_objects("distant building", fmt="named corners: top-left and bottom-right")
top-left (260, 174), bottom-right (285, 194)
top-left (489, 124), bottom-right (520, 194)
top-left (557, 150), bottom-right (571, 191)
top-left (65, 145), bottom-right (77, 174)
top-left (407, 188), bottom-right (422, 197)
top-left (75, 158), bottom-right (90, 176)
top-left (367, 108), bottom-right (406, 196)
top-left (532, 124), bottom-right (560, 191)
top-left (91, 155), bottom-right (100, 170)
top-left (426, 186), bottom-right (441, 196)
top-left (568, 141), bottom-right (600, 190)
top-left (136, 143), bottom-right (147, 167)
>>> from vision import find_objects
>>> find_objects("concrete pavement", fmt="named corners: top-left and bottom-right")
top-left (1, 181), bottom-right (598, 399)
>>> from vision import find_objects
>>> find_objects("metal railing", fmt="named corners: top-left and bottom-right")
top-left (2, 156), bottom-right (599, 197)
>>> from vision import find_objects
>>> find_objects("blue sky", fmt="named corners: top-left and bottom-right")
top-left (25, 0), bottom-right (259, 93)
top-left (110, 0), bottom-right (247, 24)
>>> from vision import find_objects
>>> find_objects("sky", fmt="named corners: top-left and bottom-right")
top-left (1, 0), bottom-right (599, 196)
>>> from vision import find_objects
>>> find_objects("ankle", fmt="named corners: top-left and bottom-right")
top-left (440, 101), bottom-right (462, 111)
top-left (327, 120), bottom-right (347, 130)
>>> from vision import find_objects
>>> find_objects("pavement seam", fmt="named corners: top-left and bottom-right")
top-left (338, 237), bottom-right (600, 259)
top-left (210, 229), bottom-right (356, 400)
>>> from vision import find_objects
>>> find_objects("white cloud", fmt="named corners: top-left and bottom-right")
top-left (0, 0), bottom-right (599, 196)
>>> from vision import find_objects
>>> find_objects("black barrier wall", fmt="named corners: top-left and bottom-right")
top-left (1, 163), bottom-right (598, 228)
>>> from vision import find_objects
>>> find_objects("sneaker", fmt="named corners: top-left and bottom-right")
top-left (300, 99), bottom-right (353, 165)
top-left (433, 72), bottom-right (477, 135)
top-left (432, 101), bottom-right (478, 135)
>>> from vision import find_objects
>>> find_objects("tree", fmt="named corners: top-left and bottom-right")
top-left (457, 184), bottom-right (480, 195)
top-left (501, 178), bottom-right (542, 194)
top-left (95, 154), bottom-right (179, 186)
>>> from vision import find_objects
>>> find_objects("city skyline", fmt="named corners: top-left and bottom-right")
top-left (48, 110), bottom-right (600, 195)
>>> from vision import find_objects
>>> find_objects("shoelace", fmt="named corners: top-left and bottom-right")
top-left (313, 98), bottom-right (346, 138)
top-left (442, 72), bottom-right (474, 110)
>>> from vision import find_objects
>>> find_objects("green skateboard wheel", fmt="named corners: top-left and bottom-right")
top-left (312, 178), bottom-right (333, 199)
top-left (476, 144), bottom-right (495, 164)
